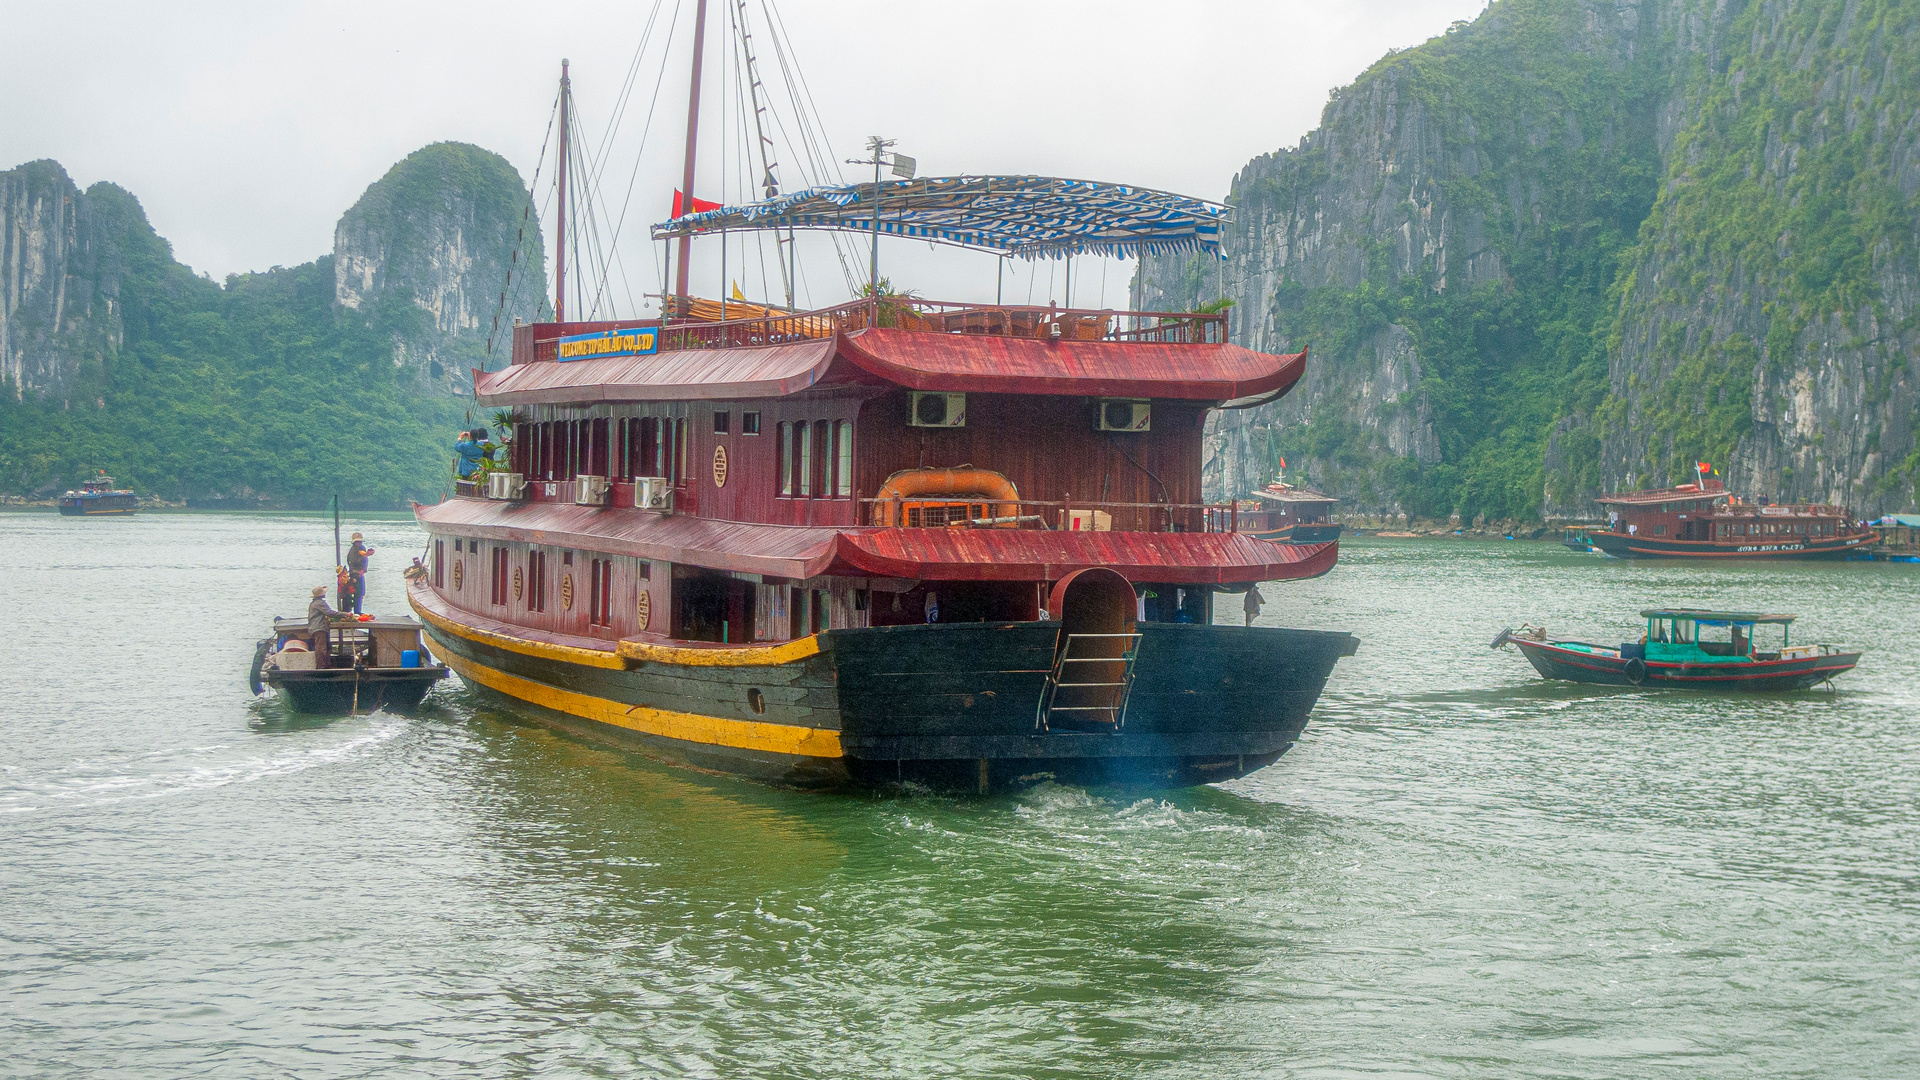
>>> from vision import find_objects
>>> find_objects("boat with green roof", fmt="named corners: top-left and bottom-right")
top-left (1493, 610), bottom-right (1860, 690)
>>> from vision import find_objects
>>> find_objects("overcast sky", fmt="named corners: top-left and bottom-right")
top-left (4, 0), bottom-right (1487, 312)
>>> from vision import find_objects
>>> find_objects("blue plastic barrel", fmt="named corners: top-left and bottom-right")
top-left (401, 650), bottom-right (421, 668)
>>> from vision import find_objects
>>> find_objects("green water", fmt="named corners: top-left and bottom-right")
top-left (3, 516), bottom-right (1916, 1077)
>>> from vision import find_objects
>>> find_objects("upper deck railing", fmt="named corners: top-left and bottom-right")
top-left (511, 299), bottom-right (1226, 365)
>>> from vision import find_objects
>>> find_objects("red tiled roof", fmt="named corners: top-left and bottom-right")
top-left (824, 528), bottom-right (1336, 584)
top-left (473, 339), bottom-right (838, 406)
top-left (473, 330), bottom-right (1307, 406)
top-left (839, 328), bottom-right (1306, 400)
top-left (415, 498), bottom-right (1337, 584)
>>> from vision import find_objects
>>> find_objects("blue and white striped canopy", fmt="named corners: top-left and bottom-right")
top-left (651, 175), bottom-right (1226, 260)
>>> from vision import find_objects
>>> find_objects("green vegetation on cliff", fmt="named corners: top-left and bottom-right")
top-left (1162, 0), bottom-right (1920, 519)
top-left (0, 143), bottom-right (540, 507)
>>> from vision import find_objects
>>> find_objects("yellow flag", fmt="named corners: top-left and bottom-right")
top-left (731, 281), bottom-right (746, 301)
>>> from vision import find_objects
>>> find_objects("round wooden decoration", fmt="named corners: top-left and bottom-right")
top-left (636, 588), bottom-right (652, 631)
top-left (560, 573), bottom-right (574, 610)
top-left (513, 566), bottom-right (524, 600)
top-left (452, 560), bottom-right (463, 590)
top-left (712, 443), bottom-right (729, 488)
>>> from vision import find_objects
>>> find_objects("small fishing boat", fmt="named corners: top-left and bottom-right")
top-left (251, 615), bottom-right (448, 714)
top-left (1493, 610), bottom-right (1860, 690)
top-left (58, 472), bottom-right (139, 516)
top-left (1561, 525), bottom-right (1599, 552)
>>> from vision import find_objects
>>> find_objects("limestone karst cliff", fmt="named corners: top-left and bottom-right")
top-left (332, 141), bottom-right (549, 393)
top-left (0, 162), bottom-right (158, 405)
top-left (1142, 0), bottom-right (1920, 519)
top-left (0, 143), bottom-right (545, 504)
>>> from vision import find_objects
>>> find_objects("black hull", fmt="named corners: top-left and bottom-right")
top-left (1588, 530), bottom-right (1876, 560)
top-left (265, 667), bottom-right (448, 714)
top-left (415, 592), bottom-right (1358, 793)
top-left (1512, 639), bottom-right (1858, 691)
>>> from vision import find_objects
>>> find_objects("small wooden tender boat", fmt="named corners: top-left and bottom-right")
top-left (252, 615), bottom-right (449, 714)
top-left (1493, 609), bottom-right (1859, 691)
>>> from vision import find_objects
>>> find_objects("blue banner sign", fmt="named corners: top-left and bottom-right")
top-left (556, 326), bottom-right (659, 362)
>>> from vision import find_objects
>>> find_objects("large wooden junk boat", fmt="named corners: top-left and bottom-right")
top-left (1225, 478), bottom-right (1341, 544)
top-left (408, 28), bottom-right (1356, 792)
top-left (1586, 476), bottom-right (1878, 559)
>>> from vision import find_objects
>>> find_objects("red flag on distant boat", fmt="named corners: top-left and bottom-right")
top-left (1278, 456), bottom-right (1287, 469)
top-left (672, 190), bottom-right (722, 218)
top-left (1697, 461), bottom-right (1711, 473)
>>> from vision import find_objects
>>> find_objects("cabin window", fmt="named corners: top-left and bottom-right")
top-left (589, 559), bottom-right (613, 627)
top-left (491, 547), bottom-right (510, 606)
top-left (454, 538), bottom-right (463, 553)
top-left (813, 589), bottom-right (830, 633)
top-left (777, 422), bottom-right (793, 496)
top-left (741, 411), bottom-right (760, 435)
top-left (797, 421), bottom-right (813, 497)
top-left (714, 411), bottom-right (730, 435)
top-left (432, 540), bottom-right (445, 588)
top-left (562, 551), bottom-right (573, 565)
top-left (833, 420), bottom-right (853, 497)
top-left (638, 561), bottom-right (651, 580)
top-left (1653, 525), bottom-right (1665, 535)
top-left (789, 587), bottom-right (805, 639)
top-left (527, 550), bottom-right (547, 612)
top-left (590, 417), bottom-right (611, 475)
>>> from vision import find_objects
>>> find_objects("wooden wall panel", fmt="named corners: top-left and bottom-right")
top-left (853, 391), bottom-right (1206, 528)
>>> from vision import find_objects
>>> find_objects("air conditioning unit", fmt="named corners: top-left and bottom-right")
top-left (485, 472), bottom-right (526, 500)
top-left (1096, 398), bottom-right (1151, 432)
top-left (908, 391), bottom-right (966, 428)
top-left (634, 476), bottom-right (674, 512)
top-left (574, 475), bottom-right (612, 506)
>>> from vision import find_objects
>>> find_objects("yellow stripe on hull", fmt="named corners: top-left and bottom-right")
top-left (434, 636), bottom-right (844, 759)
top-left (409, 587), bottom-right (821, 669)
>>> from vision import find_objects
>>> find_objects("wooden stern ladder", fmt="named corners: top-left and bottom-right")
top-left (1037, 631), bottom-right (1143, 731)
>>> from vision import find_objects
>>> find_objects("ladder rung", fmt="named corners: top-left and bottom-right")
top-left (1059, 656), bottom-right (1129, 662)
top-left (1067, 633), bottom-right (1142, 639)
top-left (1048, 705), bottom-right (1122, 712)
top-left (1055, 681), bottom-right (1127, 688)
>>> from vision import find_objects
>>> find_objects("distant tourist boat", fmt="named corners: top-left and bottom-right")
top-left (1586, 475), bottom-right (1877, 559)
top-left (251, 615), bottom-right (448, 714)
top-left (1493, 609), bottom-right (1860, 690)
top-left (1225, 479), bottom-right (1342, 543)
top-left (57, 472), bottom-right (139, 516)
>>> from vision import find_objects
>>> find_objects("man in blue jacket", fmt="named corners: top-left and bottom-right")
top-left (455, 430), bottom-right (487, 480)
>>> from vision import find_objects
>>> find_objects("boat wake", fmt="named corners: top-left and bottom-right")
top-left (0, 716), bottom-right (409, 816)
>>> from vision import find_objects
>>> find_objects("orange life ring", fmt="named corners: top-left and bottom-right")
top-left (874, 466), bottom-right (1020, 528)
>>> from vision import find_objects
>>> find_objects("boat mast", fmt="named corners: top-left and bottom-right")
top-left (672, 0), bottom-right (711, 317)
top-left (555, 60), bottom-right (571, 323)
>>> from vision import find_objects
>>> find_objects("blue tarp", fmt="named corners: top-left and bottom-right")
top-left (1875, 514), bottom-right (1920, 527)
top-left (652, 175), bottom-right (1227, 260)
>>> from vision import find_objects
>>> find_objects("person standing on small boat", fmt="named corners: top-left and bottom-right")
top-left (346, 533), bottom-right (375, 614)
top-left (1243, 585), bottom-right (1265, 626)
top-left (308, 586), bottom-right (344, 668)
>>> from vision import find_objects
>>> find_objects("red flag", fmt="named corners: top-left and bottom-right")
top-left (672, 189), bottom-right (722, 218)
top-left (1696, 461), bottom-right (1711, 473)
top-left (1278, 456), bottom-right (1287, 469)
